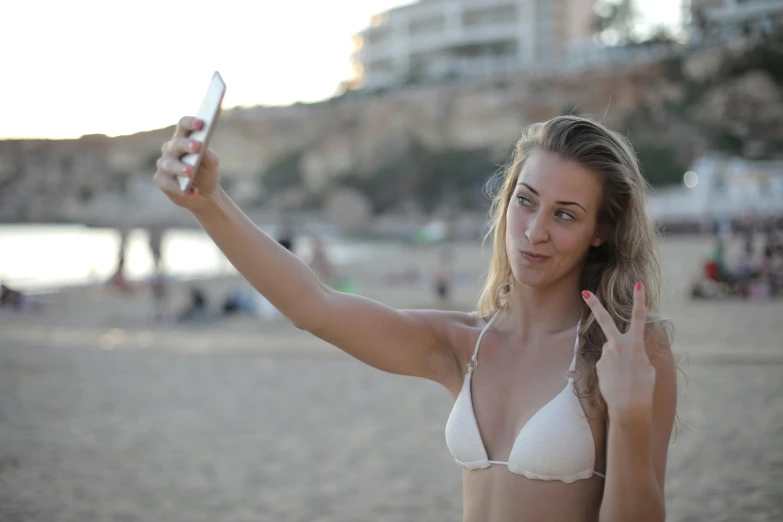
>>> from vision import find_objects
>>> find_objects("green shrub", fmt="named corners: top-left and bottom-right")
top-left (261, 150), bottom-right (304, 192)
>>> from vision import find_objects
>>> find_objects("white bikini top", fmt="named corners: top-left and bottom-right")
top-left (445, 313), bottom-right (605, 483)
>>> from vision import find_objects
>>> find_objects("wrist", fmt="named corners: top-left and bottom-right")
top-left (191, 185), bottom-right (226, 220)
top-left (609, 401), bottom-right (653, 427)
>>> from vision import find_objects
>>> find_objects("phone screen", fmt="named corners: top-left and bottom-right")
top-left (178, 71), bottom-right (227, 192)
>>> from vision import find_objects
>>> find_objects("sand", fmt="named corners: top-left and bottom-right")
top-left (1, 236), bottom-right (781, 521)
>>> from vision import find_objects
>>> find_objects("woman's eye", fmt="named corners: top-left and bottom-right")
top-left (516, 195), bottom-right (532, 206)
top-left (556, 210), bottom-right (575, 221)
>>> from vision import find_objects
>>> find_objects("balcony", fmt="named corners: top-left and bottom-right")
top-left (407, 54), bottom-right (523, 83)
top-left (455, 24), bottom-right (521, 45)
top-left (461, 3), bottom-right (518, 29)
top-left (445, 55), bottom-right (522, 78)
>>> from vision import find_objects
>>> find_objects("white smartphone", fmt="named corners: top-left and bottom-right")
top-left (178, 71), bottom-right (227, 192)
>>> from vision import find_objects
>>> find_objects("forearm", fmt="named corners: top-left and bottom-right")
top-left (600, 408), bottom-right (665, 522)
top-left (191, 186), bottom-right (327, 327)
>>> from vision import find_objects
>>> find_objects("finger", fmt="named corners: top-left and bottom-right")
top-left (596, 346), bottom-right (609, 367)
top-left (154, 169), bottom-right (200, 198)
top-left (581, 290), bottom-right (620, 340)
top-left (162, 137), bottom-right (201, 157)
top-left (173, 116), bottom-right (204, 139)
top-left (156, 156), bottom-right (194, 178)
top-left (630, 281), bottom-right (646, 341)
top-left (154, 168), bottom-right (183, 196)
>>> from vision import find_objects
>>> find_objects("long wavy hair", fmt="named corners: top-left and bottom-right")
top-left (477, 115), bottom-right (673, 417)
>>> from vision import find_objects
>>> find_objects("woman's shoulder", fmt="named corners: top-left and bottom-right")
top-left (456, 310), bottom-right (499, 335)
top-left (645, 315), bottom-right (673, 339)
top-left (403, 309), bottom-right (481, 353)
top-left (439, 310), bottom-right (497, 365)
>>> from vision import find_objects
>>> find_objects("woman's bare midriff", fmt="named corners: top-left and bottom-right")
top-left (462, 466), bottom-right (604, 522)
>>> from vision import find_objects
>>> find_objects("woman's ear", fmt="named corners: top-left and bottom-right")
top-left (592, 223), bottom-right (609, 247)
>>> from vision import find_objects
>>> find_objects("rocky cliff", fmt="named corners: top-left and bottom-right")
top-left (2, 38), bottom-right (781, 225)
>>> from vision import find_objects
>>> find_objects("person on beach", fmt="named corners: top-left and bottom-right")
top-left (148, 225), bottom-right (168, 322)
top-left (308, 235), bottom-right (335, 287)
top-left (155, 115), bottom-right (677, 522)
top-left (276, 217), bottom-right (296, 253)
top-left (108, 227), bottom-right (133, 292)
top-left (0, 282), bottom-right (25, 310)
top-left (433, 246), bottom-right (454, 309)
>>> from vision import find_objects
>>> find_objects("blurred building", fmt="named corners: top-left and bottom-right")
top-left (648, 155), bottom-right (783, 226)
top-left (351, 0), bottom-right (596, 91)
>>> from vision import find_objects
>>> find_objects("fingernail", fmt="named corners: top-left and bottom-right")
top-left (635, 281), bottom-right (642, 292)
top-left (581, 291), bottom-right (591, 299)
top-left (189, 141), bottom-right (199, 151)
top-left (187, 187), bottom-right (196, 195)
top-left (183, 166), bottom-right (193, 175)
top-left (193, 119), bottom-right (202, 128)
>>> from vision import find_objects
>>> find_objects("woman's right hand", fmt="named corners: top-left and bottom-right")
top-left (154, 116), bottom-right (221, 212)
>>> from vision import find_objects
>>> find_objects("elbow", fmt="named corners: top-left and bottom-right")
top-left (600, 487), bottom-right (666, 522)
top-left (653, 497), bottom-right (666, 522)
top-left (640, 505), bottom-right (666, 522)
top-left (601, 507), bottom-right (665, 522)
top-left (292, 320), bottom-right (309, 332)
top-left (290, 284), bottom-right (331, 333)
top-left (648, 482), bottom-right (667, 522)
top-left (633, 501), bottom-right (665, 522)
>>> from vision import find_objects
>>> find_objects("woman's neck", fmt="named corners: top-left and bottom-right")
top-left (503, 272), bottom-right (584, 340)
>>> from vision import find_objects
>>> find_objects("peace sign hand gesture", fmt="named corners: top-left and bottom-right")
top-left (582, 282), bottom-right (656, 421)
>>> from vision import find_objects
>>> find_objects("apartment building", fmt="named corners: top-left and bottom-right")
top-left (351, 0), bottom-right (596, 90)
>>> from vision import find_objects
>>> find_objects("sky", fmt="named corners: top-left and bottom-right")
top-left (1, 0), bottom-right (683, 140)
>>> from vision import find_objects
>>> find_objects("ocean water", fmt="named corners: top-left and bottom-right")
top-left (0, 224), bottom-right (376, 291)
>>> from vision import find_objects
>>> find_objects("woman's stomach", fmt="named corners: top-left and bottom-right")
top-left (461, 465), bottom-right (604, 522)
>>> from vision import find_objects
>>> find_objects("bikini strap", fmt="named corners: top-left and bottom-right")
top-left (567, 319), bottom-right (582, 381)
top-left (468, 313), bottom-right (498, 372)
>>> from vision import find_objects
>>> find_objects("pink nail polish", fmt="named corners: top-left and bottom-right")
top-left (635, 282), bottom-right (642, 292)
top-left (581, 291), bottom-right (591, 299)
top-left (187, 187), bottom-right (196, 195)
top-left (183, 166), bottom-right (192, 175)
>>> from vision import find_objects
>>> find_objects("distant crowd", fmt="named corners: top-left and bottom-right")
top-left (692, 216), bottom-right (783, 301)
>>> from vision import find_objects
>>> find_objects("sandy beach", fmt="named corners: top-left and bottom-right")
top-left (1, 236), bottom-right (782, 521)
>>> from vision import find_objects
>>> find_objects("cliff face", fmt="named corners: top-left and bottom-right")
top-left (0, 67), bottom-right (659, 223)
top-left (2, 41), bottom-right (781, 224)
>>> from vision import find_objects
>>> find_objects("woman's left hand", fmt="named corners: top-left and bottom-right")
top-left (582, 282), bottom-right (656, 421)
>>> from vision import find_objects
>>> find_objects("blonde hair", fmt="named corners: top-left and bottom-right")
top-left (478, 115), bottom-right (673, 415)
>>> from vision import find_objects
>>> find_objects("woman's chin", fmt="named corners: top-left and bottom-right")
top-left (513, 270), bottom-right (550, 289)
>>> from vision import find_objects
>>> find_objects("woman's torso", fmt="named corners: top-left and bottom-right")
top-left (444, 314), bottom-right (607, 522)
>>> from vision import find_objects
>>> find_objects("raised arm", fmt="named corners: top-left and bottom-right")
top-left (154, 117), bottom-right (466, 387)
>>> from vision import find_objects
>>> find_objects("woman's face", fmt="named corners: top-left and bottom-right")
top-left (505, 150), bottom-right (603, 289)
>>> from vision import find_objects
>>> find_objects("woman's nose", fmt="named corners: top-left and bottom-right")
top-left (525, 214), bottom-right (549, 244)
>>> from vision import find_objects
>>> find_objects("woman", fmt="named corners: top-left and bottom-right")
top-left (155, 115), bottom-right (677, 521)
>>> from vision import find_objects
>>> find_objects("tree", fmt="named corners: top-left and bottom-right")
top-left (593, 0), bottom-right (641, 45)
top-left (261, 150), bottom-right (304, 192)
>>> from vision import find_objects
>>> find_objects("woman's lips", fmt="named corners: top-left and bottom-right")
top-left (520, 250), bottom-right (550, 264)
